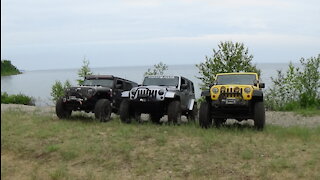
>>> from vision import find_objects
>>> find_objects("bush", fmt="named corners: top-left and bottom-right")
top-left (1, 92), bottom-right (35, 105)
top-left (196, 41), bottom-right (261, 89)
top-left (265, 55), bottom-right (320, 110)
top-left (144, 62), bottom-right (168, 76)
top-left (51, 80), bottom-right (71, 102)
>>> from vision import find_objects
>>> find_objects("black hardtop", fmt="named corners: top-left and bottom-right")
top-left (85, 75), bottom-right (114, 80)
top-left (85, 75), bottom-right (137, 84)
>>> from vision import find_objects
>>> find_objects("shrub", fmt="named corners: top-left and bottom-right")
top-left (265, 54), bottom-right (320, 110)
top-left (51, 80), bottom-right (71, 102)
top-left (1, 92), bottom-right (35, 105)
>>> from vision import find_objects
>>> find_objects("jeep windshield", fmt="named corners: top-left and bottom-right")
top-left (143, 76), bottom-right (179, 87)
top-left (83, 79), bottom-right (114, 87)
top-left (216, 74), bottom-right (257, 85)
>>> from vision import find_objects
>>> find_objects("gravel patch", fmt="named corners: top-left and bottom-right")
top-left (1, 104), bottom-right (319, 127)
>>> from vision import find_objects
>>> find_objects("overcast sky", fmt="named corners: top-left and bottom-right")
top-left (1, 0), bottom-right (320, 70)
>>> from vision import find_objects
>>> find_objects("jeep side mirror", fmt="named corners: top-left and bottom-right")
top-left (260, 83), bottom-right (265, 88)
top-left (180, 84), bottom-right (187, 89)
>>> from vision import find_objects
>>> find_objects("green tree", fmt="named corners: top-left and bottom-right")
top-left (51, 80), bottom-right (71, 102)
top-left (265, 54), bottom-right (320, 110)
top-left (144, 62), bottom-right (168, 76)
top-left (196, 41), bottom-right (261, 89)
top-left (1, 60), bottom-right (21, 76)
top-left (77, 58), bottom-right (93, 85)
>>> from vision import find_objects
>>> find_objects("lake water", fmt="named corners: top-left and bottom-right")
top-left (1, 63), bottom-right (293, 106)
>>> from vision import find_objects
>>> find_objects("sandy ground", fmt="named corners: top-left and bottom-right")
top-left (1, 104), bottom-right (320, 127)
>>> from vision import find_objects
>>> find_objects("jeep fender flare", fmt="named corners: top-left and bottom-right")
top-left (201, 90), bottom-right (210, 97)
top-left (165, 92), bottom-right (176, 98)
top-left (201, 90), bottom-right (211, 102)
top-left (121, 91), bottom-right (130, 98)
top-left (188, 99), bottom-right (196, 111)
top-left (252, 90), bottom-right (264, 101)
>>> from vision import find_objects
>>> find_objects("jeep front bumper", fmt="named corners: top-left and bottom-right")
top-left (212, 98), bottom-right (249, 107)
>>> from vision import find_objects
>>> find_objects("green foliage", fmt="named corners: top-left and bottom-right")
top-left (1, 60), bottom-right (21, 76)
top-left (77, 58), bottom-right (93, 85)
top-left (265, 54), bottom-right (320, 111)
top-left (1, 92), bottom-right (34, 105)
top-left (51, 80), bottom-right (71, 102)
top-left (144, 62), bottom-right (168, 76)
top-left (196, 41), bottom-right (261, 89)
top-left (51, 57), bottom-right (93, 103)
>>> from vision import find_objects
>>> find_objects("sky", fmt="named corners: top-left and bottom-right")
top-left (1, 0), bottom-right (320, 70)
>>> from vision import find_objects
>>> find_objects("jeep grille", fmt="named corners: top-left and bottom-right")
top-left (221, 88), bottom-right (243, 98)
top-left (68, 88), bottom-right (88, 98)
top-left (137, 89), bottom-right (158, 98)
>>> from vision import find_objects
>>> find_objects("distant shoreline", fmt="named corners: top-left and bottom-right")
top-left (16, 62), bottom-right (301, 72)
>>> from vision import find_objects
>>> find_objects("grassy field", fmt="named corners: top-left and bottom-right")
top-left (1, 110), bottom-right (320, 180)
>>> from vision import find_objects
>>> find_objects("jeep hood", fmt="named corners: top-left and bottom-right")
top-left (132, 85), bottom-right (178, 91)
top-left (69, 85), bottom-right (111, 92)
top-left (67, 86), bottom-right (111, 97)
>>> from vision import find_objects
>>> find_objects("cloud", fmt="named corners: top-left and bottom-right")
top-left (1, 0), bottom-right (320, 69)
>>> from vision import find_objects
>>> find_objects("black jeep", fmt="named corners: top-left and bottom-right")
top-left (120, 75), bottom-right (197, 124)
top-left (56, 75), bottom-right (138, 121)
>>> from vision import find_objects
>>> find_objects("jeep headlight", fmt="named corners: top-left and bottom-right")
top-left (131, 89), bottom-right (137, 95)
top-left (158, 89), bottom-right (165, 95)
top-left (87, 88), bottom-right (94, 96)
top-left (65, 88), bottom-right (70, 94)
top-left (244, 87), bottom-right (251, 93)
top-left (212, 87), bottom-right (219, 94)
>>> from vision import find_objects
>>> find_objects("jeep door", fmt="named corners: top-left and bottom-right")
top-left (180, 77), bottom-right (190, 111)
top-left (187, 81), bottom-right (196, 110)
top-left (113, 79), bottom-right (125, 110)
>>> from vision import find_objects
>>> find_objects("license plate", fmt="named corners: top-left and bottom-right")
top-left (226, 99), bottom-right (236, 104)
top-left (69, 96), bottom-right (76, 100)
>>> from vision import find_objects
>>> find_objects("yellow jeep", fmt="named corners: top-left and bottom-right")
top-left (199, 72), bottom-right (265, 130)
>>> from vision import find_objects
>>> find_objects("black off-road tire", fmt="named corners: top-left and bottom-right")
top-left (168, 100), bottom-right (182, 125)
top-left (199, 101), bottom-right (212, 128)
top-left (56, 98), bottom-right (72, 119)
top-left (150, 113), bottom-right (162, 124)
top-left (119, 99), bottom-right (131, 123)
top-left (188, 103), bottom-right (198, 122)
top-left (254, 101), bottom-right (265, 130)
top-left (94, 99), bottom-right (111, 122)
